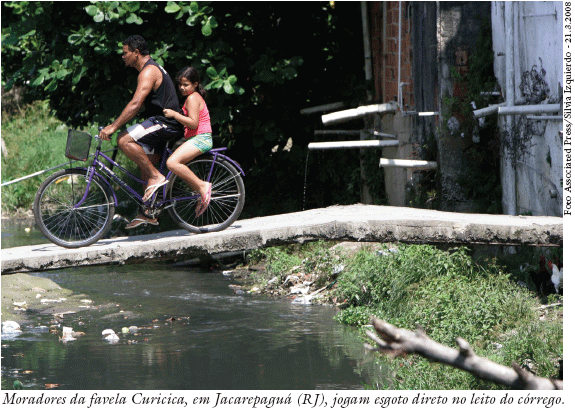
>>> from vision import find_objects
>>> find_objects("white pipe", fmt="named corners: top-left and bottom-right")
top-left (379, 158), bottom-right (437, 169)
top-left (498, 104), bottom-right (561, 115)
top-left (308, 140), bottom-right (399, 150)
top-left (321, 102), bottom-right (397, 125)
top-left (473, 103), bottom-right (507, 118)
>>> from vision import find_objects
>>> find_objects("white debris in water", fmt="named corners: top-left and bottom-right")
top-left (61, 327), bottom-right (77, 342)
top-left (292, 295), bottom-right (313, 305)
top-left (41, 298), bottom-right (67, 304)
top-left (102, 329), bottom-right (120, 343)
top-left (105, 333), bottom-right (120, 342)
top-left (2, 321), bottom-right (22, 334)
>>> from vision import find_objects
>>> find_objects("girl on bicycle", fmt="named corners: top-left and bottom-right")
top-left (164, 66), bottom-right (213, 217)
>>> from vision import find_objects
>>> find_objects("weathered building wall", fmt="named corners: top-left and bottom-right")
top-left (434, 2), bottom-right (493, 212)
top-left (491, 1), bottom-right (563, 216)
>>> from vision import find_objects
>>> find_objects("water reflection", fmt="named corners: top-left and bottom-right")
top-left (1, 217), bottom-right (50, 249)
top-left (2, 264), bottom-right (389, 390)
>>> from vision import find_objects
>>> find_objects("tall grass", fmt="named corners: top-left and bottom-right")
top-left (1, 101), bottom-right (124, 214)
top-left (1, 101), bottom-right (96, 213)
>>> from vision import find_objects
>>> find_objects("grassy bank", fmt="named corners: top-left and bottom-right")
top-left (1, 101), bottom-right (102, 214)
top-left (241, 241), bottom-right (562, 390)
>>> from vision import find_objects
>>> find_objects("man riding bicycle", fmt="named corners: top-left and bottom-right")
top-left (99, 35), bottom-right (183, 227)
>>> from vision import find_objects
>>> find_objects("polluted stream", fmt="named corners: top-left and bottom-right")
top-left (1, 219), bottom-right (388, 390)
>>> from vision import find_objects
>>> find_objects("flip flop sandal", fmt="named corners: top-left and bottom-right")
top-left (125, 215), bottom-right (159, 230)
top-left (195, 183), bottom-right (212, 217)
top-left (143, 179), bottom-right (168, 202)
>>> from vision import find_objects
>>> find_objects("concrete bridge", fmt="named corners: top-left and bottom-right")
top-left (1, 204), bottom-right (563, 275)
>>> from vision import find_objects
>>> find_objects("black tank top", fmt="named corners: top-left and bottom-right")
top-left (142, 59), bottom-right (182, 130)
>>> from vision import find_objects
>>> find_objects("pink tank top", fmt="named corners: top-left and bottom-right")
top-left (182, 96), bottom-right (212, 139)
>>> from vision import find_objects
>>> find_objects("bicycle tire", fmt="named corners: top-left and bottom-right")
top-left (166, 155), bottom-right (245, 234)
top-left (33, 168), bottom-right (115, 248)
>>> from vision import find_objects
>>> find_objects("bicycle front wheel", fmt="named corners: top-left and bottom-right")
top-left (166, 156), bottom-right (245, 234)
top-left (33, 168), bottom-right (115, 248)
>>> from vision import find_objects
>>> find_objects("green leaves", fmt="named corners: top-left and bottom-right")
top-left (165, 1), bottom-right (217, 36)
top-left (86, 1), bottom-right (144, 24)
top-left (205, 66), bottom-right (242, 95)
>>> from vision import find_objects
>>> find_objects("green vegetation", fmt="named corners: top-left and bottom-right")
top-left (1, 101), bottom-right (80, 213)
top-left (0, 101), bottom-right (136, 214)
top-left (248, 241), bottom-right (563, 390)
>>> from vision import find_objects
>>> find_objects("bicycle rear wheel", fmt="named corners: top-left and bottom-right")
top-left (166, 156), bottom-right (245, 233)
top-left (33, 168), bottom-right (115, 248)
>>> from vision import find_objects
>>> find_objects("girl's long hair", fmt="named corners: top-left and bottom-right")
top-left (176, 66), bottom-right (207, 99)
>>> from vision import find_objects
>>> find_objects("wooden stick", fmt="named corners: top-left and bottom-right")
top-left (366, 316), bottom-right (562, 390)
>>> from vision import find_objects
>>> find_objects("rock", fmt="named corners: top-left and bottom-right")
top-left (267, 277), bottom-right (279, 286)
top-left (2, 320), bottom-right (22, 334)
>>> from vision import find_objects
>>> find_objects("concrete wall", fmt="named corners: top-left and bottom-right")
top-left (491, 1), bottom-right (563, 216)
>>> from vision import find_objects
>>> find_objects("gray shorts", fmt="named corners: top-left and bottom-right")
top-left (127, 118), bottom-right (182, 154)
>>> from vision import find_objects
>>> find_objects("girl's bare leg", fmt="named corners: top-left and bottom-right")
top-left (166, 140), bottom-right (211, 198)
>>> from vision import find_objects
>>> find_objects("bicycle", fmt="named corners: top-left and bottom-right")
top-left (33, 128), bottom-right (245, 248)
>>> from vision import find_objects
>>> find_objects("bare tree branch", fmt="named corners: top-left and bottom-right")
top-left (366, 316), bottom-right (562, 390)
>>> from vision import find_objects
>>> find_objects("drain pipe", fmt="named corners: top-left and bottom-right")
top-left (361, 1), bottom-right (373, 100)
top-left (503, 1), bottom-right (517, 216)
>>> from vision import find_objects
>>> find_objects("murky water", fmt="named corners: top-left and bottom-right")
top-left (1, 220), bottom-right (388, 390)
top-left (1, 217), bottom-right (50, 248)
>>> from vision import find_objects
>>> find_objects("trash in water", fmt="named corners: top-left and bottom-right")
top-left (61, 326), bottom-right (77, 342)
top-left (102, 329), bottom-right (120, 342)
top-left (2, 321), bottom-right (22, 334)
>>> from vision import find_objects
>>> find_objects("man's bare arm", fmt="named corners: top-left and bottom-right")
top-left (99, 67), bottom-right (158, 140)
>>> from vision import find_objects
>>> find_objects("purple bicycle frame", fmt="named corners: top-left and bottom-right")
top-left (73, 146), bottom-right (244, 210)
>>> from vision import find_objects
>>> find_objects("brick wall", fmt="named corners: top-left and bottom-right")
top-left (381, 1), bottom-right (413, 108)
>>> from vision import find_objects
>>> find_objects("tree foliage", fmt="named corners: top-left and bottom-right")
top-left (2, 1), bottom-right (369, 216)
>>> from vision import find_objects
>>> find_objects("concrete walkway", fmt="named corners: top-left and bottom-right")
top-left (1, 204), bottom-right (563, 274)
